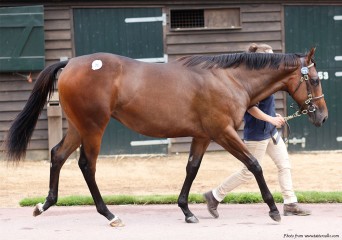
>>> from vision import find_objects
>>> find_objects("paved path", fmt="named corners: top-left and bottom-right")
top-left (0, 204), bottom-right (341, 240)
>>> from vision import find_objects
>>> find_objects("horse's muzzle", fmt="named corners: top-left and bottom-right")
top-left (309, 111), bottom-right (328, 127)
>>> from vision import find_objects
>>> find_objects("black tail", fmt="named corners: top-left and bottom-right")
top-left (5, 61), bottom-right (68, 162)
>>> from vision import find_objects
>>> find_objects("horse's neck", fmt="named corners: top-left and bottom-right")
top-left (241, 67), bottom-right (298, 106)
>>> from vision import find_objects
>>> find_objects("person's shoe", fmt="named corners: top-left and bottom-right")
top-left (203, 191), bottom-right (219, 218)
top-left (284, 203), bottom-right (311, 216)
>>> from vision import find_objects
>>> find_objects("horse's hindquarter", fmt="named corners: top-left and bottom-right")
top-left (58, 53), bottom-right (126, 133)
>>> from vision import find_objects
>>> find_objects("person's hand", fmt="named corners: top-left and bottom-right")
top-left (269, 113), bottom-right (285, 128)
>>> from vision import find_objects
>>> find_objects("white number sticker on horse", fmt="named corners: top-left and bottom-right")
top-left (92, 60), bottom-right (103, 70)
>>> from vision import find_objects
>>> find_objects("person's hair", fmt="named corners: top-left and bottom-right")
top-left (247, 43), bottom-right (273, 53)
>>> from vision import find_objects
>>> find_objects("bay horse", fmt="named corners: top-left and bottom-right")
top-left (5, 48), bottom-right (327, 227)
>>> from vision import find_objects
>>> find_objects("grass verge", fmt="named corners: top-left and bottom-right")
top-left (19, 191), bottom-right (342, 207)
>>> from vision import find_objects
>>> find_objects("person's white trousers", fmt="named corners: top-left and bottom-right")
top-left (213, 136), bottom-right (297, 204)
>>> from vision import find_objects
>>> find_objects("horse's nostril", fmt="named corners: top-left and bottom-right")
top-left (322, 116), bottom-right (328, 124)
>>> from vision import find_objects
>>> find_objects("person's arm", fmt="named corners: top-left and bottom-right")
top-left (247, 106), bottom-right (285, 128)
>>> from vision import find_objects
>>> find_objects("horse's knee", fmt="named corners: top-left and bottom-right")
top-left (247, 161), bottom-right (263, 176)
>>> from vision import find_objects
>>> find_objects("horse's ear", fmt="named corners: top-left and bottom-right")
top-left (306, 47), bottom-right (316, 64)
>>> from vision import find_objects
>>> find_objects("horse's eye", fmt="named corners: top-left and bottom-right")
top-left (310, 77), bottom-right (320, 87)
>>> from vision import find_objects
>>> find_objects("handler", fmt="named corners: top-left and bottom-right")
top-left (204, 43), bottom-right (311, 218)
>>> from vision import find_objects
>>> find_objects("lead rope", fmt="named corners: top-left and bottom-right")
top-left (282, 107), bottom-right (309, 143)
top-left (271, 105), bottom-right (308, 144)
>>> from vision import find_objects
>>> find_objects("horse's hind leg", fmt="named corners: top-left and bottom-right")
top-left (78, 135), bottom-right (124, 227)
top-left (178, 137), bottom-right (210, 223)
top-left (214, 127), bottom-right (281, 222)
top-left (33, 124), bottom-right (81, 216)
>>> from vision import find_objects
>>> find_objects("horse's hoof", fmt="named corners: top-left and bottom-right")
top-left (269, 211), bottom-right (281, 222)
top-left (33, 203), bottom-right (44, 217)
top-left (109, 216), bottom-right (125, 227)
top-left (185, 215), bottom-right (199, 223)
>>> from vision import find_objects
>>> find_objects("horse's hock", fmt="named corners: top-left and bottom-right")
top-left (47, 91), bottom-right (62, 161)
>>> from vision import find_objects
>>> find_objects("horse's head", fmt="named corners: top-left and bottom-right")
top-left (288, 48), bottom-right (328, 127)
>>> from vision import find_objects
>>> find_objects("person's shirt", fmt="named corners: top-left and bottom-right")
top-left (243, 95), bottom-right (277, 141)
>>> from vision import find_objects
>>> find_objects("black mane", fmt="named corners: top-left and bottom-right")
top-left (179, 52), bottom-right (305, 70)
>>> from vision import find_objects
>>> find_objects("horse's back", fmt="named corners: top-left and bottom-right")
top-left (57, 53), bottom-right (200, 136)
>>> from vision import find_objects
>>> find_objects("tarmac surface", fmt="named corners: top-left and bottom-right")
top-left (0, 204), bottom-right (341, 240)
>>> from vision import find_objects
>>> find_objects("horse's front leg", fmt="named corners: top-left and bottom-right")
top-left (178, 137), bottom-right (210, 223)
top-left (215, 127), bottom-right (281, 222)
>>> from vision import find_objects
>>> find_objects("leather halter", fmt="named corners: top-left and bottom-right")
top-left (287, 59), bottom-right (325, 120)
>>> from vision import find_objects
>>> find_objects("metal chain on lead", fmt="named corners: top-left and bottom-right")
top-left (284, 109), bottom-right (308, 122)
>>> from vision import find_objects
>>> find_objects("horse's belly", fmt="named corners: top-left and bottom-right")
top-left (112, 106), bottom-right (200, 138)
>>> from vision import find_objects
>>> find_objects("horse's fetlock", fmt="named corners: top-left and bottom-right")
top-left (96, 205), bottom-right (109, 216)
top-left (46, 193), bottom-right (58, 205)
top-left (178, 202), bottom-right (185, 209)
top-left (177, 199), bottom-right (187, 209)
